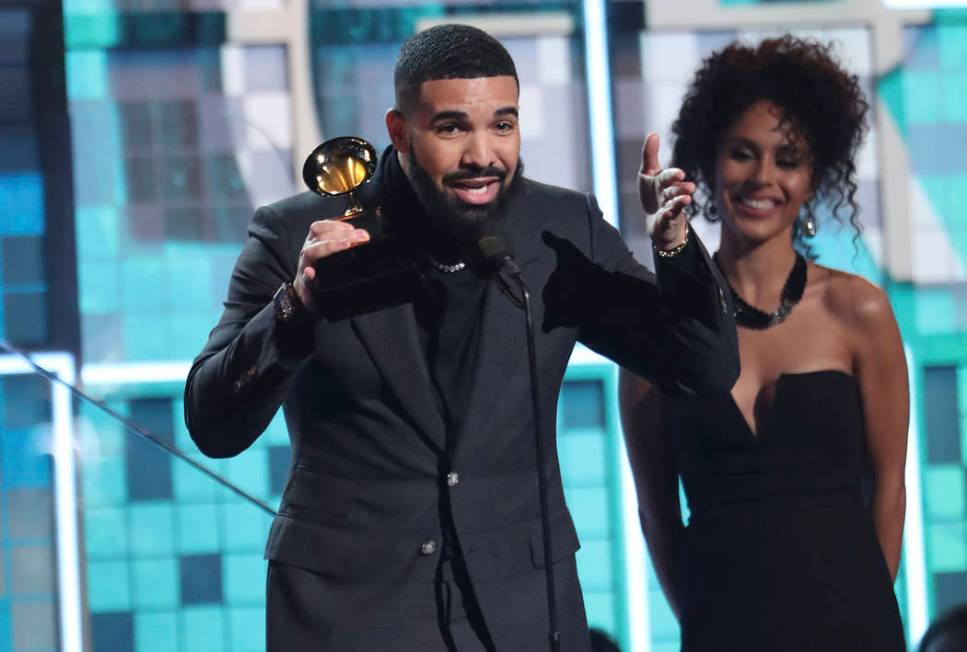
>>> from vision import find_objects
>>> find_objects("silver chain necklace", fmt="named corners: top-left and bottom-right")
top-left (426, 257), bottom-right (467, 273)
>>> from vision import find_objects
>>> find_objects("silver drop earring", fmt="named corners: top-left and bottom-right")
top-left (802, 203), bottom-right (817, 238)
top-left (804, 214), bottom-right (817, 238)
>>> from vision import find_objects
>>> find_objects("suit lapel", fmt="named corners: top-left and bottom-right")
top-left (352, 304), bottom-right (447, 455)
top-left (347, 148), bottom-right (448, 453)
top-left (457, 277), bottom-right (526, 440)
top-left (458, 190), bottom-right (541, 441)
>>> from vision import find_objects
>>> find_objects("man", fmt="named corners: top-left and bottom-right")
top-left (185, 24), bottom-right (737, 651)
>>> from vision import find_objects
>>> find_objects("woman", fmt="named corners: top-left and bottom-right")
top-left (621, 36), bottom-right (908, 650)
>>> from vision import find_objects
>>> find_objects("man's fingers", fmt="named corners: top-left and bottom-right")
top-left (642, 133), bottom-right (662, 176)
top-left (661, 181), bottom-right (697, 202)
top-left (662, 185), bottom-right (683, 202)
top-left (652, 196), bottom-right (690, 230)
top-left (646, 194), bottom-right (692, 236)
top-left (308, 219), bottom-right (355, 239)
top-left (302, 233), bottom-right (369, 262)
top-left (308, 226), bottom-right (369, 245)
top-left (295, 215), bottom-right (364, 309)
top-left (661, 195), bottom-right (691, 219)
top-left (638, 139), bottom-right (693, 217)
top-left (308, 239), bottom-right (352, 258)
top-left (656, 168), bottom-right (686, 187)
top-left (349, 229), bottom-right (370, 243)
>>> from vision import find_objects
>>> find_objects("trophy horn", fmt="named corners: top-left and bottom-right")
top-left (302, 137), bottom-right (378, 218)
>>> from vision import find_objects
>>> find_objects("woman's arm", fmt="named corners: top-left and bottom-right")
top-left (844, 276), bottom-right (909, 580)
top-left (618, 368), bottom-right (686, 618)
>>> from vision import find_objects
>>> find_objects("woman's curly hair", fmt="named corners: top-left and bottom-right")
top-left (671, 35), bottom-right (869, 259)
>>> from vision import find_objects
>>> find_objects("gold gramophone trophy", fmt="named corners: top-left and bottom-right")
top-left (302, 136), bottom-right (416, 295)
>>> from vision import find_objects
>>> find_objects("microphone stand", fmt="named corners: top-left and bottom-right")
top-left (499, 259), bottom-right (561, 652)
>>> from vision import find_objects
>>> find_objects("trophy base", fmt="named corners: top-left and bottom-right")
top-left (310, 204), bottom-right (424, 316)
top-left (315, 267), bottom-right (426, 321)
top-left (312, 236), bottom-right (416, 288)
top-left (312, 241), bottom-right (423, 320)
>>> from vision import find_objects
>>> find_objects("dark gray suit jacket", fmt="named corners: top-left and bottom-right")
top-left (184, 154), bottom-right (738, 647)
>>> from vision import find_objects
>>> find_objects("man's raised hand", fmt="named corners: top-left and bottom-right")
top-left (639, 133), bottom-right (695, 251)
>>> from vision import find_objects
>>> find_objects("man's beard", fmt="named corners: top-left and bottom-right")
top-left (406, 147), bottom-right (524, 242)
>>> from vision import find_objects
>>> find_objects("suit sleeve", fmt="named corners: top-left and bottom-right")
top-left (577, 194), bottom-right (739, 395)
top-left (183, 205), bottom-right (315, 458)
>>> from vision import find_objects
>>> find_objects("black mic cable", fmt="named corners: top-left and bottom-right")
top-left (474, 226), bottom-right (562, 652)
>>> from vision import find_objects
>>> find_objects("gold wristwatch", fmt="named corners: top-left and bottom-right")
top-left (273, 282), bottom-right (302, 324)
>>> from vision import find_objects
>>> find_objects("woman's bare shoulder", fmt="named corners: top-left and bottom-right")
top-left (813, 264), bottom-right (893, 331)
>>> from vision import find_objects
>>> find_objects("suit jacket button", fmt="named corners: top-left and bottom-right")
top-left (446, 471), bottom-right (459, 487)
top-left (420, 540), bottom-right (438, 556)
top-left (232, 366), bottom-right (257, 393)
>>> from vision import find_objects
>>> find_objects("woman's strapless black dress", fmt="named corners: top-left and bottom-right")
top-left (665, 370), bottom-right (905, 651)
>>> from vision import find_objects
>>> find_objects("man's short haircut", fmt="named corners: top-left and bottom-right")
top-left (394, 24), bottom-right (519, 112)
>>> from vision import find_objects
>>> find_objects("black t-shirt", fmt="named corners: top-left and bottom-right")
top-left (380, 149), bottom-right (490, 436)
top-left (414, 262), bottom-right (488, 436)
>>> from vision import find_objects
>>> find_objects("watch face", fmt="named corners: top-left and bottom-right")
top-left (275, 283), bottom-right (296, 322)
